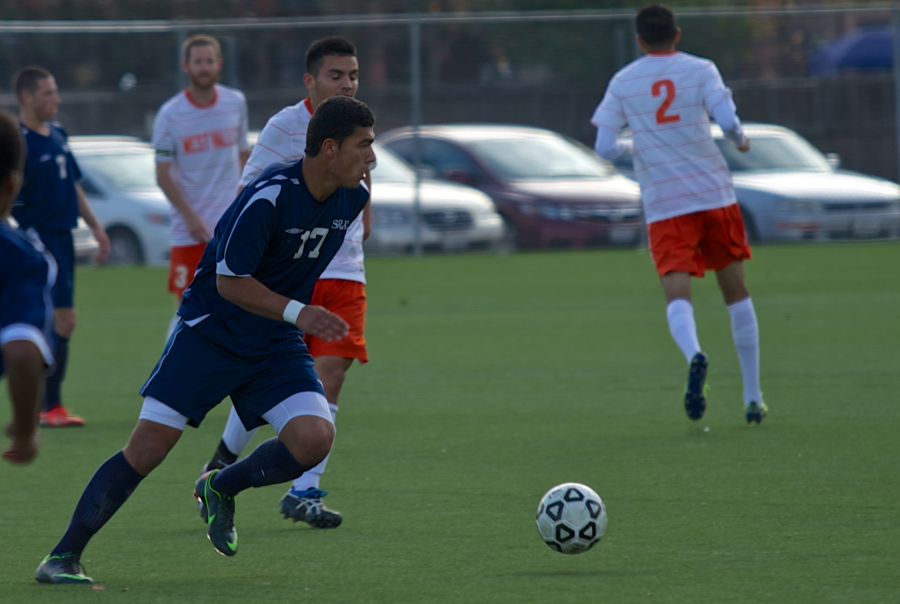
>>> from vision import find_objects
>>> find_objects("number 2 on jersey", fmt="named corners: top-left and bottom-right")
top-left (652, 79), bottom-right (680, 125)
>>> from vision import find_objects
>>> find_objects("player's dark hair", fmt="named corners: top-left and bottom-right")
top-left (182, 34), bottom-right (222, 63)
top-left (12, 65), bottom-right (52, 101)
top-left (636, 4), bottom-right (678, 47)
top-left (0, 109), bottom-right (24, 185)
top-left (305, 96), bottom-right (374, 157)
top-left (305, 36), bottom-right (357, 76)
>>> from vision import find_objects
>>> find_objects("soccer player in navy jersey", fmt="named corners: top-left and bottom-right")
top-left (12, 66), bottom-right (110, 428)
top-left (35, 96), bottom-right (376, 585)
top-left (0, 109), bottom-right (57, 465)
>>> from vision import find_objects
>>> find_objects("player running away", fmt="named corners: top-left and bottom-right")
top-left (592, 4), bottom-right (766, 424)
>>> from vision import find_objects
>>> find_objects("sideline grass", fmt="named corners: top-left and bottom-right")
top-left (1, 243), bottom-right (898, 603)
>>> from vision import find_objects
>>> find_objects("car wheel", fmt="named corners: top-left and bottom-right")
top-left (739, 205), bottom-right (759, 242)
top-left (106, 226), bottom-right (144, 265)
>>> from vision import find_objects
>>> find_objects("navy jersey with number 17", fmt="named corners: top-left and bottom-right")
top-left (178, 159), bottom-right (369, 354)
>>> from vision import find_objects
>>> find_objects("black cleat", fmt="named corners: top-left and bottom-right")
top-left (746, 400), bottom-right (769, 424)
top-left (195, 470), bottom-right (238, 556)
top-left (280, 488), bottom-right (343, 528)
top-left (684, 352), bottom-right (709, 420)
top-left (194, 460), bottom-right (230, 523)
top-left (35, 553), bottom-right (93, 585)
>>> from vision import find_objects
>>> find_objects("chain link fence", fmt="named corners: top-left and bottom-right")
top-left (2, 5), bottom-right (900, 179)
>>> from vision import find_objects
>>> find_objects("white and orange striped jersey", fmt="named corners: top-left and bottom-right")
top-left (240, 97), bottom-right (366, 284)
top-left (153, 84), bottom-right (250, 246)
top-left (592, 51), bottom-right (745, 224)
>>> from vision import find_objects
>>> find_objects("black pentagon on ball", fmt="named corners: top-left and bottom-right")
top-left (545, 540), bottom-right (563, 552)
top-left (585, 499), bottom-right (602, 519)
top-left (578, 521), bottom-right (597, 541)
top-left (564, 488), bottom-right (584, 502)
top-left (545, 501), bottom-right (564, 521)
top-left (556, 524), bottom-right (575, 542)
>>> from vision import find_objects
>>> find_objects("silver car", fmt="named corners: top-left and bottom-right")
top-left (69, 136), bottom-right (172, 265)
top-left (613, 123), bottom-right (900, 241)
top-left (366, 143), bottom-right (506, 254)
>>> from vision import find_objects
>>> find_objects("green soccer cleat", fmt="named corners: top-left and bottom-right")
top-left (746, 400), bottom-right (768, 424)
top-left (195, 470), bottom-right (238, 556)
top-left (684, 352), bottom-right (709, 420)
top-left (35, 553), bottom-right (93, 585)
top-left (280, 488), bottom-right (343, 529)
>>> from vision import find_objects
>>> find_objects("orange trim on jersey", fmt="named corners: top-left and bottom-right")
top-left (647, 204), bottom-right (751, 277)
top-left (303, 279), bottom-right (368, 363)
top-left (303, 97), bottom-right (314, 116)
top-left (168, 243), bottom-right (207, 297)
top-left (184, 88), bottom-right (219, 109)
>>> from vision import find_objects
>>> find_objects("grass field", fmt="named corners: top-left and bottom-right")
top-left (1, 243), bottom-right (899, 603)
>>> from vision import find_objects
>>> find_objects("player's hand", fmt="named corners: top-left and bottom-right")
top-left (3, 429), bottom-right (39, 465)
top-left (186, 214), bottom-right (212, 243)
top-left (737, 137), bottom-right (751, 153)
top-left (93, 225), bottom-right (111, 264)
top-left (295, 305), bottom-right (349, 342)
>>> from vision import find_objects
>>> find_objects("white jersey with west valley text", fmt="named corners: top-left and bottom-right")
top-left (153, 84), bottom-right (250, 246)
top-left (240, 97), bottom-right (366, 284)
top-left (592, 52), bottom-right (737, 224)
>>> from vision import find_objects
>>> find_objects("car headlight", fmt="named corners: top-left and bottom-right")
top-left (373, 208), bottom-right (410, 225)
top-left (145, 212), bottom-right (171, 226)
top-left (776, 199), bottom-right (823, 213)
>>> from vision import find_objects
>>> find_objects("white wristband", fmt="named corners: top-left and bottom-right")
top-left (282, 300), bottom-right (305, 325)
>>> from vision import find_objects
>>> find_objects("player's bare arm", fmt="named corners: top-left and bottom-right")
top-left (2, 339), bottom-right (44, 465)
top-left (156, 162), bottom-right (211, 243)
top-left (75, 184), bottom-right (110, 263)
top-left (216, 274), bottom-right (348, 341)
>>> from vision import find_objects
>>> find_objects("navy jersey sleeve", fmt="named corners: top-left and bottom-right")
top-left (215, 183), bottom-right (282, 277)
top-left (0, 241), bottom-right (54, 365)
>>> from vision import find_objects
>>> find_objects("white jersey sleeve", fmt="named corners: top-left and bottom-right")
top-left (152, 109), bottom-right (175, 164)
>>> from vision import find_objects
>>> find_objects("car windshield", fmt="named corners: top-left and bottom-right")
top-left (715, 135), bottom-right (832, 172)
top-left (468, 135), bottom-right (610, 180)
top-left (74, 149), bottom-right (160, 191)
top-left (370, 144), bottom-right (415, 185)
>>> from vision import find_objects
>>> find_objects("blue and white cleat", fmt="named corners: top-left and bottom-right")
top-left (684, 352), bottom-right (709, 420)
top-left (280, 488), bottom-right (343, 528)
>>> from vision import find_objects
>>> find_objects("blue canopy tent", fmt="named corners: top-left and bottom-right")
top-left (808, 28), bottom-right (893, 76)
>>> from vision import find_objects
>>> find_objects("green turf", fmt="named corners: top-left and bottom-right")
top-left (1, 243), bottom-right (898, 603)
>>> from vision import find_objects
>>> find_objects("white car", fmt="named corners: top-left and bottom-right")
top-left (69, 136), bottom-right (171, 265)
top-left (365, 143), bottom-right (506, 254)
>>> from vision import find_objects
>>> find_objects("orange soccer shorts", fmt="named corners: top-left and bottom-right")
top-left (648, 204), bottom-right (752, 277)
top-left (304, 279), bottom-right (368, 364)
top-left (168, 243), bottom-right (207, 297)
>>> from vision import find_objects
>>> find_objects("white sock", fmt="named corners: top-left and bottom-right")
top-left (291, 402), bottom-right (338, 493)
top-left (165, 314), bottom-right (180, 342)
top-left (221, 405), bottom-right (259, 456)
top-left (728, 297), bottom-right (762, 405)
top-left (666, 299), bottom-right (702, 363)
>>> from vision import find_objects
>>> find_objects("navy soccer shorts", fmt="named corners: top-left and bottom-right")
top-left (140, 320), bottom-right (325, 430)
top-left (37, 230), bottom-right (75, 308)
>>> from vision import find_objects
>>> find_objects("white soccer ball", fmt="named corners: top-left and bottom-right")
top-left (536, 482), bottom-right (607, 554)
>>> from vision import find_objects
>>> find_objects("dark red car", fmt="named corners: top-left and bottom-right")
top-left (379, 124), bottom-right (643, 249)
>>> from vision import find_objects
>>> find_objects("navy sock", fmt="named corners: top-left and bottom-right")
top-left (51, 451), bottom-right (144, 557)
top-left (44, 335), bottom-right (69, 411)
top-left (211, 438), bottom-right (308, 497)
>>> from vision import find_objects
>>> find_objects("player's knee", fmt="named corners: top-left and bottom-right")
top-left (280, 416), bottom-right (334, 467)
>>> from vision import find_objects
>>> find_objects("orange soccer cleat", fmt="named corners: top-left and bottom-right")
top-left (39, 406), bottom-right (85, 428)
